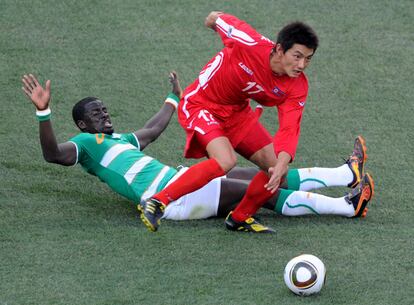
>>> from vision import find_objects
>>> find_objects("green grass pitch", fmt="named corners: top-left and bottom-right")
top-left (1, 0), bottom-right (413, 304)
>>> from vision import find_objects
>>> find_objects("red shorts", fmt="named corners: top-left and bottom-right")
top-left (178, 101), bottom-right (272, 159)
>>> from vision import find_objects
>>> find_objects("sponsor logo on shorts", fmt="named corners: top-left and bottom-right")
top-left (238, 62), bottom-right (253, 75)
top-left (272, 86), bottom-right (286, 97)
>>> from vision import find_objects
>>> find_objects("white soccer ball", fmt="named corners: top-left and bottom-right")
top-left (283, 254), bottom-right (326, 296)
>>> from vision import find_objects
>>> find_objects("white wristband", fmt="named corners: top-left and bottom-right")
top-left (36, 108), bottom-right (51, 116)
top-left (164, 93), bottom-right (180, 109)
top-left (165, 98), bottom-right (178, 109)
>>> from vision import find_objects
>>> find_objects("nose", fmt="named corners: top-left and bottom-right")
top-left (297, 58), bottom-right (306, 70)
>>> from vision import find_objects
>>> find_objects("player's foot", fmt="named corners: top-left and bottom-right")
top-left (140, 198), bottom-right (165, 232)
top-left (346, 136), bottom-right (367, 188)
top-left (169, 71), bottom-right (182, 99)
top-left (225, 212), bottom-right (275, 233)
top-left (345, 173), bottom-right (375, 218)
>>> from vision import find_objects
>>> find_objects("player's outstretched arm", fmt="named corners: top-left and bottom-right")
top-left (22, 74), bottom-right (76, 166)
top-left (134, 71), bottom-right (182, 150)
top-left (205, 11), bottom-right (224, 30)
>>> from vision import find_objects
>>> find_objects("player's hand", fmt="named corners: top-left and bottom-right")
top-left (265, 152), bottom-right (291, 193)
top-left (169, 71), bottom-right (182, 99)
top-left (265, 164), bottom-right (288, 193)
top-left (205, 11), bottom-right (224, 29)
top-left (22, 74), bottom-right (51, 111)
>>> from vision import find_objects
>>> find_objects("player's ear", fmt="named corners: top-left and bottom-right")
top-left (275, 43), bottom-right (284, 56)
top-left (77, 120), bottom-right (87, 130)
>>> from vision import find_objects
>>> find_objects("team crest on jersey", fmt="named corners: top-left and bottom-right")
top-left (272, 86), bottom-right (286, 97)
top-left (298, 101), bottom-right (306, 107)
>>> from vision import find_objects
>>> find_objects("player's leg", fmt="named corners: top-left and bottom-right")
top-left (140, 113), bottom-right (236, 231)
top-left (228, 133), bottom-right (366, 192)
top-left (217, 173), bottom-right (375, 219)
top-left (224, 122), bottom-right (277, 233)
top-left (152, 135), bottom-right (236, 205)
top-left (284, 136), bottom-right (367, 191)
top-left (216, 178), bottom-right (249, 216)
top-left (264, 173), bottom-right (374, 218)
top-left (220, 176), bottom-right (277, 233)
top-left (162, 175), bottom-right (223, 221)
top-left (226, 167), bottom-right (260, 180)
top-left (157, 176), bottom-right (259, 221)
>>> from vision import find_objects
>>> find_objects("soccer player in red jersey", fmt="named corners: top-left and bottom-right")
top-left (140, 11), bottom-right (320, 233)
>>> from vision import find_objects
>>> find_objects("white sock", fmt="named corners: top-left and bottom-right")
top-left (280, 191), bottom-right (354, 217)
top-left (297, 164), bottom-right (353, 191)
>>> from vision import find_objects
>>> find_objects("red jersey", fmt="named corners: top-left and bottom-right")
top-left (179, 14), bottom-right (309, 160)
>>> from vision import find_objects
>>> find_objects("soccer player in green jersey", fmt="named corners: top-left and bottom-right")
top-left (22, 73), bottom-right (374, 232)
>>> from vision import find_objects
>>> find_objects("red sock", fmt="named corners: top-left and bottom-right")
top-left (232, 171), bottom-right (273, 222)
top-left (153, 158), bottom-right (226, 206)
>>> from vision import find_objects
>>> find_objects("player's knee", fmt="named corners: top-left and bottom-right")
top-left (250, 146), bottom-right (277, 170)
top-left (215, 154), bottom-right (237, 172)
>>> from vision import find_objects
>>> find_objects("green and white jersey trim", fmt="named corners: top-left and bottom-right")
top-left (141, 166), bottom-right (171, 200)
top-left (100, 143), bottom-right (137, 167)
top-left (69, 132), bottom-right (177, 203)
top-left (124, 156), bottom-right (153, 184)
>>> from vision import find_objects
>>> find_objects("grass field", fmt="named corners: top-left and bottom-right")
top-left (1, 0), bottom-right (413, 304)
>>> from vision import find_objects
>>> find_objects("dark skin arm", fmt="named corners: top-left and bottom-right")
top-left (37, 121), bottom-right (77, 165)
top-left (23, 72), bottom-right (182, 163)
top-left (134, 72), bottom-right (182, 150)
top-left (22, 74), bottom-right (76, 166)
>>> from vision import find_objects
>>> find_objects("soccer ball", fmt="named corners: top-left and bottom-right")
top-left (283, 254), bottom-right (326, 296)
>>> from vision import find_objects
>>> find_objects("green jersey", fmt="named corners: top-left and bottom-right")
top-left (69, 132), bottom-right (177, 203)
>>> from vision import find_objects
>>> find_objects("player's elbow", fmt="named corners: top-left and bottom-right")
top-left (43, 153), bottom-right (74, 166)
top-left (42, 150), bottom-right (65, 164)
top-left (43, 153), bottom-right (59, 164)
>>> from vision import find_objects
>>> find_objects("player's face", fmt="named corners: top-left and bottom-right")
top-left (279, 44), bottom-right (315, 78)
top-left (82, 100), bottom-right (114, 134)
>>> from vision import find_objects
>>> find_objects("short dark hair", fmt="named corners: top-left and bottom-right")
top-left (277, 21), bottom-right (319, 53)
top-left (72, 96), bottom-right (99, 124)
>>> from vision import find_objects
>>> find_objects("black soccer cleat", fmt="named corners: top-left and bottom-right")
top-left (346, 136), bottom-right (367, 188)
top-left (345, 173), bottom-right (375, 218)
top-left (225, 212), bottom-right (275, 233)
top-left (140, 198), bottom-right (165, 232)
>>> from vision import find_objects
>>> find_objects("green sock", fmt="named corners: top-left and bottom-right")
top-left (286, 169), bottom-right (300, 190)
top-left (274, 189), bottom-right (295, 214)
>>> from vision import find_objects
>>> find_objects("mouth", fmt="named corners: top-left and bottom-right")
top-left (104, 120), bottom-right (113, 128)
